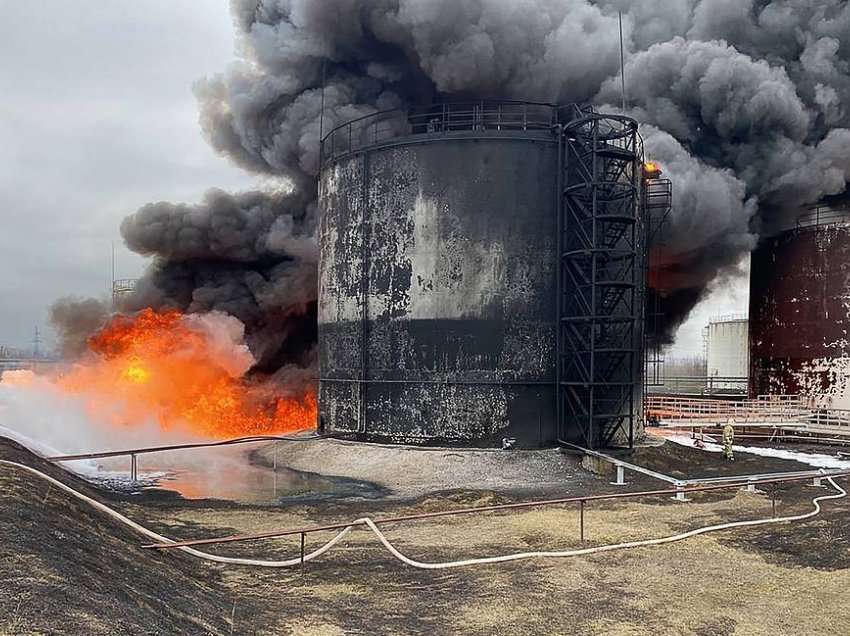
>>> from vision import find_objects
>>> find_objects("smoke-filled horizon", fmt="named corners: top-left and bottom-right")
top-left (54, 0), bottom-right (850, 362)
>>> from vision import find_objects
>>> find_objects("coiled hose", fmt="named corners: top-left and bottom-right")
top-left (0, 459), bottom-right (844, 570)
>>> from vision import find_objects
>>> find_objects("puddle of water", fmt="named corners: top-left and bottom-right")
top-left (85, 443), bottom-right (383, 503)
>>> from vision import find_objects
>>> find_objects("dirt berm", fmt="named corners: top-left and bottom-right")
top-left (0, 438), bottom-right (233, 635)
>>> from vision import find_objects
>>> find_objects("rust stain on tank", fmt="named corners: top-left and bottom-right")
top-left (749, 222), bottom-right (850, 408)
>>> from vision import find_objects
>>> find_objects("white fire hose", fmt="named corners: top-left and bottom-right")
top-left (0, 459), bottom-right (845, 570)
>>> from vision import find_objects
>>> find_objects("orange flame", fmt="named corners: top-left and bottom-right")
top-left (57, 309), bottom-right (316, 438)
top-left (643, 160), bottom-right (662, 176)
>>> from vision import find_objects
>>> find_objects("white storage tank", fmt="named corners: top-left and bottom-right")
top-left (706, 316), bottom-right (749, 389)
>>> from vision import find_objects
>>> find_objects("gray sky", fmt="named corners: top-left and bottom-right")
top-left (0, 0), bottom-right (748, 357)
top-left (0, 1), bottom-right (252, 350)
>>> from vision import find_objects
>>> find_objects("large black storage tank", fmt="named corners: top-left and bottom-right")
top-left (318, 102), bottom-right (645, 448)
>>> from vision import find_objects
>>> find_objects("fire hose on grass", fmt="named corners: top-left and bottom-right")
top-left (0, 459), bottom-right (845, 570)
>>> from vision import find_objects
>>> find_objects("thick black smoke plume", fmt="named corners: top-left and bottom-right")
top-left (49, 297), bottom-right (110, 358)
top-left (120, 187), bottom-right (317, 372)
top-left (110, 0), bottom-right (850, 363)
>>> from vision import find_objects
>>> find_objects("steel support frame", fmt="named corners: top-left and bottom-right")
top-left (558, 111), bottom-right (642, 449)
top-left (642, 178), bottom-right (673, 392)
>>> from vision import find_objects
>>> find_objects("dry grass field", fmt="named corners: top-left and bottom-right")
top-left (2, 437), bottom-right (849, 635)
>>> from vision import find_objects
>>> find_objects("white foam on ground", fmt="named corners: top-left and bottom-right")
top-left (666, 434), bottom-right (850, 469)
top-left (0, 372), bottom-right (198, 481)
top-left (0, 424), bottom-right (98, 476)
top-left (0, 424), bottom-right (171, 482)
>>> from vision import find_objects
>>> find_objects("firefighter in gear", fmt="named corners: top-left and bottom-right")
top-left (722, 418), bottom-right (735, 461)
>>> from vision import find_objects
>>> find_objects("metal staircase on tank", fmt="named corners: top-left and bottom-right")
top-left (556, 107), bottom-right (644, 449)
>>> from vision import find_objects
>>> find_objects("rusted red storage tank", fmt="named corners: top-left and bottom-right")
top-left (749, 203), bottom-right (850, 408)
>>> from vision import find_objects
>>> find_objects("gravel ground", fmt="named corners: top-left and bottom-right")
top-left (252, 438), bottom-right (597, 499)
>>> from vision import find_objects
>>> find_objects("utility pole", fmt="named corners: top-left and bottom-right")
top-left (32, 326), bottom-right (41, 359)
top-left (619, 11), bottom-right (627, 113)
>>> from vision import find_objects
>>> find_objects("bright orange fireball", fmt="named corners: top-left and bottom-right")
top-left (57, 309), bottom-right (316, 438)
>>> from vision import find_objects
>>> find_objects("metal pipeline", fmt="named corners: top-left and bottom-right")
top-left (46, 432), bottom-right (332, 462)
top-left (1, 459), bottom-right (845, 571)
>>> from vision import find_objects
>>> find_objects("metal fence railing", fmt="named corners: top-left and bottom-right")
top-left (48, 433), bottom-right (329, 481)
top-left (0, 358), bottom-right (60, 373)
top-left (807, 409), bottom-right (850, 429)
top-left (143, 469), bottom-right (850, 560)
top-left (321, 100), bottom-right (574, 164)
top-left (645, 394), bottom-right (807, 424)
top-left (647, 376), bottom-right (748, 396)
top-left (796, 205), bottom-right (850, 229)
top-left (647, 394), bottom-right (850, 439)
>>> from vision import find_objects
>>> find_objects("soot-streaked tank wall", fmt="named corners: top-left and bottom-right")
top-left (319, 132), bottom-right (558, 447)
top-left (749, 218), bottom-right (850, 408)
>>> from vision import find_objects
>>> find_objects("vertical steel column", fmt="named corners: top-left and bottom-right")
top-left (273, 443), bottom-right (278, 498)
top-left (589, 121), bottom-right (599, 449)
top-left (642, 176), bottom-right (672, 410)
top-left (579, 499), bottom-right (585, 543)
top-left (611, 464), bottom-right (626, 486)
top-left (555, 124), bottom-right (564, 442)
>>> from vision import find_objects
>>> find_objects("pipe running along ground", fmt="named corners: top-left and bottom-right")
top-left (0, 459), bottom-right (845, 570)
top-left (46, 432), bottom-right (333, 462)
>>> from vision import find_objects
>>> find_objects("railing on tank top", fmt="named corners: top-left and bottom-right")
top-left (795, 205), bottom-right (850, 229)
top-left (317, 101), bottom-right (620, 165)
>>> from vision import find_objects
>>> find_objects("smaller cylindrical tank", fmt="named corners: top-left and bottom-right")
top-left (706, 316), bottom-right (749, 389)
